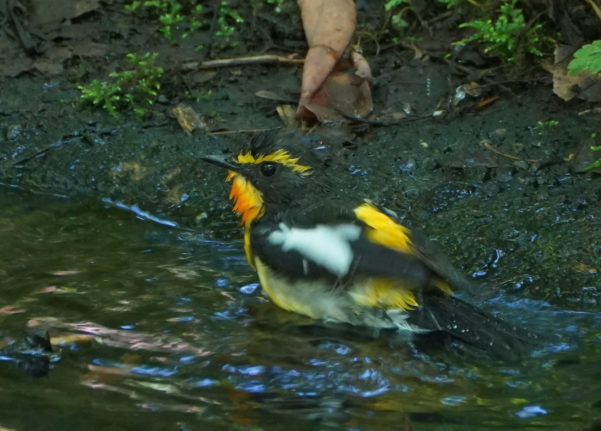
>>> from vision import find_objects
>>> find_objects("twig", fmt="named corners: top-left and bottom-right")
top-left (181, 54), bottom-right (304, 71)
top-left (209, 128), bottom-right (272, 136)
top-left (584, 0), bottom-right (601, 23)
top-left (481, 140), bottom-right (538, 163)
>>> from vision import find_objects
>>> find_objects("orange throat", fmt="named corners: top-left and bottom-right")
top-left (226, 171), bottom-right (264, 226)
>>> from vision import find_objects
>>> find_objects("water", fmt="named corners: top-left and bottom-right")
top-left (0, 188), bottom-right (599, 431)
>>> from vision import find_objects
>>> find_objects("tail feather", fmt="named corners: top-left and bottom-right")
top-left (409, 294), bottom-right (541, 361)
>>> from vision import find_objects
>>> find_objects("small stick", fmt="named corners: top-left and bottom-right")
top-left (481, 141), bottom-right (538, 163)
top-left (181, 54), bottom-right (304, 71)
top-left (209, 128), bottom-right (272, 136)
top-left (584, 0), bottom-right (601, 22)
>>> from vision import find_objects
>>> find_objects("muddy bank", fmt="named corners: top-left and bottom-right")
top-left (0, 3), bottom-right (600, 308)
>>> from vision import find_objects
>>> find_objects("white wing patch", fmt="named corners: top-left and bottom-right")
top-left (268, 223), bottom-right (361, 276)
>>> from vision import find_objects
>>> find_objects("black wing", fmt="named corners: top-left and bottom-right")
top-left (249, 202), bottom-right (440, 288)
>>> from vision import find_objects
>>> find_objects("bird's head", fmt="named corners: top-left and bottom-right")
top-left (202, 132), bottom-right (329, 226)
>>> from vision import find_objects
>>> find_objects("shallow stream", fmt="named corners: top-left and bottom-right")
top-left (0, 188), bottom-right (599, 431)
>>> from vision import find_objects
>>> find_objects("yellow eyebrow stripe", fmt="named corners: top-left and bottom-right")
top-left (354, 202), bottom-right (413, 254)
top-left (236, 149), bottom-right (312, 175)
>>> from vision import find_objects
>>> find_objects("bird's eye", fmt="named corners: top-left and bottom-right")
top-left (260, 162), bottom-right (277, 177)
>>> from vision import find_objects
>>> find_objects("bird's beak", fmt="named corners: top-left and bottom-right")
top-left (200, 155), bottom-right (239, 171)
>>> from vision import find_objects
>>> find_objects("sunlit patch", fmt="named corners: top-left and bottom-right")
top-left (235, 149), bottom-right (312, 175)
top-left (226, 170), bottom-right (264, 226)
top-left (354, 202), bottom-right (413, 254)
top-left (351, 278), bottom-right (419, 310)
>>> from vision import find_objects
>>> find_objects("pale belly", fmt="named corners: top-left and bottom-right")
top-left (254, 258), bottom-right (422, 332)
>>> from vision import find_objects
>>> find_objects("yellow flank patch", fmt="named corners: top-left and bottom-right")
top-left (354, 202), bottom-right (413, 254)
top-left (236, 149), bottom-right (312, 175)
top-left (226, 171), bottom-right (264, 226)
top-left (351, 278), bottom-right (419, 310)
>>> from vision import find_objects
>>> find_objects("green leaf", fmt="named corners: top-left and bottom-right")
top-left (568, 40), bottom-right (601, 75)
top-left (385, 0), bottom-right (408, 11)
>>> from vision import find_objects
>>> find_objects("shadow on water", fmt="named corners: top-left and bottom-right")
top-left (0, 188), bottom-right (599, 431)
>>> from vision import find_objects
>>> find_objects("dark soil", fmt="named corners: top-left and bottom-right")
top-left (0, 1), bottom-right (600, 309)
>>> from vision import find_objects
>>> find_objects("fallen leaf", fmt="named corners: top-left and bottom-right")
top-left (545, 45), bottom-right (601, 102)
top-left (276, 104), bottom-right (298, 128)
top-left (172, 103), bottom-right (207, 134)
top-left (301, 66), bottom-right (373, 122)
top-left (297, 0), bottom-right (359, 118)
top-left (573, 262), bottom-right (598, 274)
top-left (112, 162), bottom-right (149, 181)
top-left (295, 0), bottom-right (373, 122)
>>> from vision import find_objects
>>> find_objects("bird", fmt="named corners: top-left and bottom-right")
top-left (201, 132), bottom-right (539, 360)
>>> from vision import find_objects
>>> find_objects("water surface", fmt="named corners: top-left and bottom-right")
top-left (0, 188), bottom-right (599, 431)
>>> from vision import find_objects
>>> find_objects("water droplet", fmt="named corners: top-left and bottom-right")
top-left (515, 405), bottom-right (548, 418)
top-left (215, 278), bottom-right (229, 288)
top-left (239, 283), bottom-right (259, 294)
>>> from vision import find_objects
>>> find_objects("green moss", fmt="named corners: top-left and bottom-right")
top-left (533, 120), bottom-right (559, 135)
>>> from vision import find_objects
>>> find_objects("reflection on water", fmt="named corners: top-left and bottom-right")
top-left (0, 188), bottom-right (599, 431)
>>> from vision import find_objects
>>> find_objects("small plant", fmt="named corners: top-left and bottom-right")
top-left (128, 0), bottom-right (205, 40)
top-left (436, 0), bottom-right (468, 7)
top-left (568, 40), bottom-right (601, 75)
top-left (127, 0), bottom-right (244, 50)
top-left (585, 133), bottom-right (601, 172)
top-left (384, 0), bottom-right (412, 35)
top-left (587, 145), bottom-right (601, 171)
top-left (533, 119), bottom-right (559, 135)
top-left (214, 1), bottom-right (244, 44)
top-left (455, 0), bottom-right (549, 64)
top-left (79, 52), bottom-right (164, 118)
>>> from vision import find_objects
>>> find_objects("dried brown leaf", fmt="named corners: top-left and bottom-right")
top-left (547, 45), bottom-right (601, 102)
top-left (298, 0), bottom-right (356, 105)
top-left (172, 104), bottom-right (207, 134)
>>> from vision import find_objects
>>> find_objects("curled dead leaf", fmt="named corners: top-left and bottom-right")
top-left (297, 0), bottom-right (373, 123)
